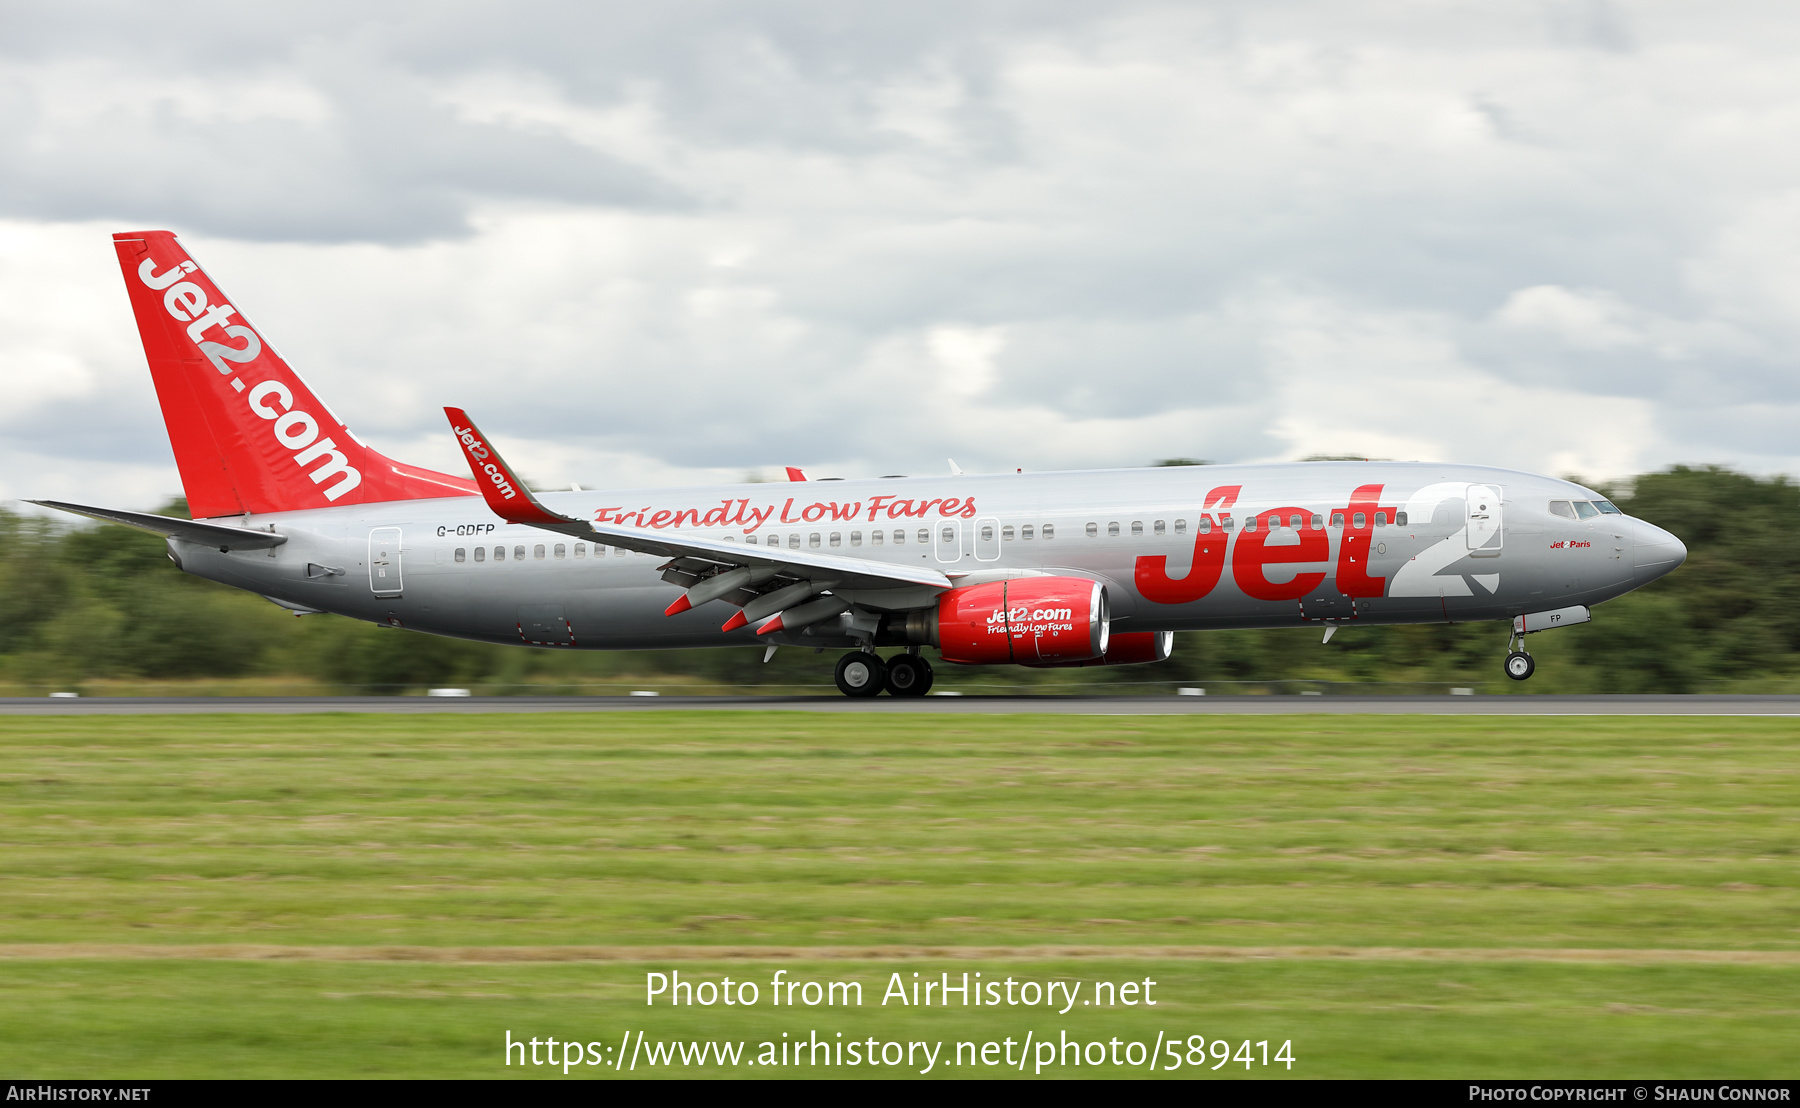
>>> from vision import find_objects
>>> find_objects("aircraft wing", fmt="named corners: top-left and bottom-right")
top-left (28, 499), bottom-right (289, 550)
top-left (442, 408), bottom-right (953, 594)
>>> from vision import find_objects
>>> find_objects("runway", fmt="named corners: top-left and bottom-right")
top-left (4, 694), bottom-right (1800, 715)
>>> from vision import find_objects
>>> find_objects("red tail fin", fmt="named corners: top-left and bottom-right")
top-left (113, 231), bottom-right (476, 519)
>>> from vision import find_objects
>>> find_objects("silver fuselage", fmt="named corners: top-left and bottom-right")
top-left (169, 462), bottom-right (1685, 651)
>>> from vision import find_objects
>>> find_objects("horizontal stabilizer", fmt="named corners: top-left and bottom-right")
top-left (29, 500), bottom-right (289, 550)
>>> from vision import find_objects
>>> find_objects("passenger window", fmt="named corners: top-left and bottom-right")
top-left (1549, 501), bottom-right (1576, 519)
top-left (1130, 521), bottom-right (1143, 536)
top-left (941, 526), bottom-right (954, 543)
top-left (1353, 512), bottom-right (1366, 529)
top-left (1086, 522), bottom-right (1098, 538)
top-left (789, 534), bottom-right (801, 549)
top-left (1221, 516), bottom-right (1233, 531)
top-left (871, 530), bottom-right (883, 546)
top-left (1289, 513), bottom-right (1302, 530)
top-left (495, 546), bottom-right (507, 561)
top-left (893, 529), bottom-right (904, 544)
top-left (573, 543), bottom-right (585, 558)
top-left (1042, 524), bottom-right (1055, 539)
top-left (1174, 519), bottom-right (1185, 535)
top-left (722, 535), bottom-right (735, 543)
top-left (518, 546), bottom-right (529, 560)
top-left (1002, 525), bottom-right (1014, 541)
top-left (554, 544), bottom-right (566, 559)
top-left (828, 533), bottom-right (840, 548)
top-left (1311, 514), bottom-right (1324, 529)
top-left (1021, 525), bottom-right (1034, 540)
top-left (1244, 516), bottom-right (1257, 532)
top-left (1595, 500), bottom-right (1622, 515)
top-left (1152, 520), bottom-right (1164, 536)
top-left (1108, 522), bottom-right (1120, 537)
top-left (809, 533), bottom-right (821, 548)
top-left (850, 531), bottom-right (862, 546)
top-left (1574, 501), bottom-right (1599, 520)
top-left (917, 529), bottom-right (929, 544)
top-left (1374, 513), bottom-right (1385, 528)
top-left (980, 524), bottom-right (994, 541)
top-left (473, 547), bottom-right (486, 562)
top-left (1331, 512), bottom-right (1344, 527)
top-left (454, 548), bottom-right (466, 563)
top-left (1199, 517), bottom-right (1212, 535)
top-left (1396, 511), bottom-right (1408, 526)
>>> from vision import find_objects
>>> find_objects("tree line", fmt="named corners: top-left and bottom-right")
top-left (1, 465), bottom-right (1789, 694)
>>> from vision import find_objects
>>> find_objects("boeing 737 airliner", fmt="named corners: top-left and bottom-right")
top-left (32, 231), bottom-right (1687, 696)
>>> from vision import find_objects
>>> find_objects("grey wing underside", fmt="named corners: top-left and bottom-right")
top-left (521, 517), bottom-right (953, 596)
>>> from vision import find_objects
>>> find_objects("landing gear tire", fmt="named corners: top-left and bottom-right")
top-left (886, 654), bottom-right (934, 697)
top-left (835, 652), bottom-right (888, 697)
top-left (1504, 651), bottom-right (1535, 681)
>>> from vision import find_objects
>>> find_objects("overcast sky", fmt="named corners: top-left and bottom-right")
top-left (4, 0), bottom-right (1798, 511)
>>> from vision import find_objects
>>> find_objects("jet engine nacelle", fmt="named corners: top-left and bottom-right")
top-left (936, 577), bottom-right (1109, 664)
top-left (1023, 630), bottom-right (1173, 668)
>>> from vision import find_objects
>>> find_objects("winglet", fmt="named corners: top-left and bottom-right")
top-left (444, 408), bottom-right (569, 526)
top-left (785, 466), bottom-right (808, 482)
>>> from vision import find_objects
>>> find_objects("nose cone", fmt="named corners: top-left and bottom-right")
top-left (1632, 518), bottom-right (1687, 583)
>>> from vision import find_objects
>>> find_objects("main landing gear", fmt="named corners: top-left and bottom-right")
top-left (884, 653), bottom-right (934, 697)
top-left (833, 651), bottom-right (935, 697)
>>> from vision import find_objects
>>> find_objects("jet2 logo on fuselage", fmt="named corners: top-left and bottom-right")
top-left (1136, 483), bottom-right (1400, 606)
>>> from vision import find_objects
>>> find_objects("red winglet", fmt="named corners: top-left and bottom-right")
top-left (785, 466), bottom-right (807, 482)
top-left (754, 614), bottom-right (785, 637)
top-left (720, 610), bottom-right (749, 633)
top-left (664, 594), bottom-right (693, 617)
top-left (443, 408), bottom-right (567, 526)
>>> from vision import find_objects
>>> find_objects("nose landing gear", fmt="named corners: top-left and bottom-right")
top-left (1502, 625), bottom-right (1535, 681)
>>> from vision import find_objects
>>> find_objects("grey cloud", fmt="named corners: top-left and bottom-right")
top-left (991, 316), bottom-right (1270, 418)
top-left (0, 53), bottom-right (685, 242)
top-left (7, 0), bottom-right (1800, 495)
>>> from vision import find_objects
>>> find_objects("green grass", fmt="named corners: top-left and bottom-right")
top-left (2, 959), bottom-right (1796, 1078)
top-left (0, 712), bottom-right (1795, 1077)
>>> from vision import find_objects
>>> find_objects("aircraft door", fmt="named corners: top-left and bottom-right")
top-left (369, 527), bottom-right (403, 596)
top-left (934, 520), bottom-right (963, 563)
top-left (1465, 485), bottom-right (1503, 557)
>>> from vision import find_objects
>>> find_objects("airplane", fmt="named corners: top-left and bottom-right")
top-left (30, 230), bottom-right (1688, 697)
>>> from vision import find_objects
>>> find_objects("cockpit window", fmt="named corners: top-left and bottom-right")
top-left (1549, 501), bottom-right (1576, 520)
top-left (1594, 500), bottom-right (1622, 514)
top-left (1573, 501), bottom-right (1600, 520)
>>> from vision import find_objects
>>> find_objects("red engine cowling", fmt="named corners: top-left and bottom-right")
top-left (1023, 630), bottom-right (1173, 668)
top-left (936, 577), bottom-right (1109, 664)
